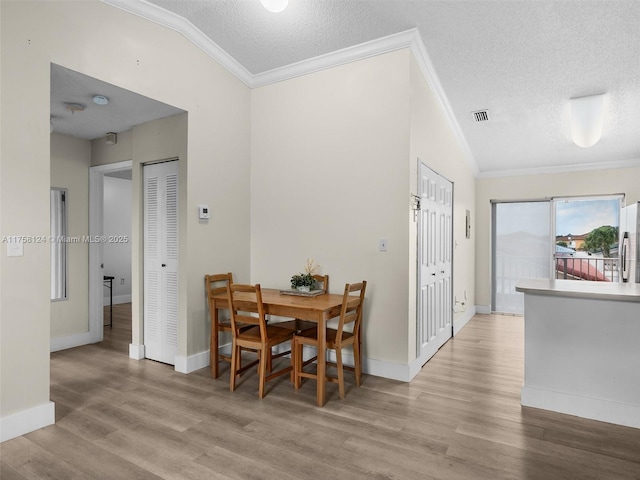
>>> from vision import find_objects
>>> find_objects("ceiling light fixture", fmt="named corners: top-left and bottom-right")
top-left (64, 102), bottom-right (85, 114)
top-left (93, 95), bottom-right (109, 105)
top-left (569, 93), bottom-right (605, 148)
top-left (260, 0), bottom-right (288, 13)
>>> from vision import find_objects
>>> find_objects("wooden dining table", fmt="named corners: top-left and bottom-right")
top-left (210, 288), bottom-right (360, 407)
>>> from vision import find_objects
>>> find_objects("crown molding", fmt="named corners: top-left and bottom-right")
top-left (407, 32), bottom-right (480, 176)
top-left (477, 156), bottom-right (640, 179)
top-left (250, 29), bottom-right (417, 88)
top-left (99, 0), bottom-right (253, 85)
top-left (99, 1), bottom-right (479, 176)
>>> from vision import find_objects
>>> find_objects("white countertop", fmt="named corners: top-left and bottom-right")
top-left (515, 278), bottom-right (640, 302)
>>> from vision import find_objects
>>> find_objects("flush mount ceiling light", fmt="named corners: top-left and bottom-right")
top-left (92, 95), bottom-right (109, 105)
top-left (569, 93), bottom-right (605, 148)
top-left (260, 0), bottom-right (288, 13)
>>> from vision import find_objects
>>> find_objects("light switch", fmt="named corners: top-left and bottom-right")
top-left (7, 241), bottom-right (24, 257)
top-left (379, 238), bottom-right (388, 252)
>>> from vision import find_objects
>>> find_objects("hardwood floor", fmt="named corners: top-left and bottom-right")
top-left (2, 306), bottom-right (639, 479)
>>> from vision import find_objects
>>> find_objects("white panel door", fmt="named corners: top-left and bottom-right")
top-left (418, 163), bottom-right (453, 365)
top-left (144, 161), bottom-right (178, 365)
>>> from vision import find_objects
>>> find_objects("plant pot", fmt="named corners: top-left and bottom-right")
top-left (296, 286), bottom-right (311, 292)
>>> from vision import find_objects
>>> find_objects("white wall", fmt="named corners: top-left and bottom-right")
top-left (475, 166), bottom-right (640, 309)
top-left (251, 49), bottom-right (475, 376)
top-left (103, 176), bottom-right (132, 304)
top-left (251, 50), bottom-right (411, 369)
top-left (408, 55), bottom-right (477, 349)
top-left (1, 0), bottom-right (250, 440)
top-left (50, 134), bottom-right (90, 338)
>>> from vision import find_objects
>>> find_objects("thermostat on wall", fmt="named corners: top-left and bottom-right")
top-left (198, 204), bottom-right (210, 220)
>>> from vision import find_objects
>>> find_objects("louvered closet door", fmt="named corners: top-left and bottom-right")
top-left (143, 161), bottom-right (178, 365)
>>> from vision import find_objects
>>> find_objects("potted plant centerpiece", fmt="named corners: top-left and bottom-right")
top-left (291, 259), bottom-right (320, 292)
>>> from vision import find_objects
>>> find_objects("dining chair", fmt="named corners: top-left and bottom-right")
top-left (292, 280), bottom-right (366, 400)
top-left (205, 272), bottom-right (256, 378)
top-left (227, 283), bottom-right (295, 398)
top-left (277, 274), bottom-right (330, 333)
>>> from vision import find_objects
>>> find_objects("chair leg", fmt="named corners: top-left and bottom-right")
top-left (258, 347), bottom-right (268, 399)
top-left (267, 346), bottom-right (273, 373)
top-left (293, 338), bottom-right (301, 389)
top-left (336, 347), bottom-right (345, 400)
top-left (353, 340), bottom-right (362, 387)
top-left (290, 338), bottom-right (296, 384)
top-left (230, 343), bottom-right (238, 392)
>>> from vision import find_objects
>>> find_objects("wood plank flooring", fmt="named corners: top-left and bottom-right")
top-left (1, 305), bottom-right (639, 479)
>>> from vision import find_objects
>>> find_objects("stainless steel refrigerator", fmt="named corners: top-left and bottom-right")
top-left (621, 201), bottom-right (640, 283)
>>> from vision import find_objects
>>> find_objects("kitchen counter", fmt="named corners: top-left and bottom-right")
top-left (516, 278), bottom-right (640, 302)
top-left (516, 278), bottom-right (640, 429)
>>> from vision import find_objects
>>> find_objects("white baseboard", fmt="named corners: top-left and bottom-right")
top-left (453, 305), bottom-right (476, 335)
top-left (209, 322), bottom-right (483, 384)
top-left (129, 343), bottom-right (145, 360)
top-left (104, 294), bottom-right (132, 305)
top-left (475, 304), bottom-right (492, 314)
top-left (522, 385), bottom-right (640, 429)
top-left (296, 344), bottom-right (413, 382)
top-left (175, 350), bottom-right (210, 374)
top-left (1, 401), bottom-right (55, 443)
top-left (202, 342), bottom-right (413, 382)
top-left (51, 331), bottom-right (92, 352)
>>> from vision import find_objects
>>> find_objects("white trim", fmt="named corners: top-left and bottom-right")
top-left (174, 350), bottom-right (210, 374)
top-left (99, 0), bottom-right (252, 85)
top-left (97, 0), bottom-right (639, 179)
top-left (475, 304), bottom-right (492, 315)
top-left (251, 29), bottom-right (417, 87)
top-left (51, 331), bottom-right (93, 353)
top-left (297, 345), bottom-right (414, 383)
top-left (89, 160), bottom-right (133, 348)
top-left (97, 1), bottom-right (480, 176)
top-left (408, 33), bottom-right (480, 176)
top-left (89, 167), bottom-right (104, 345)
top-left (478, 155), bottom-right (640, 179)
top-left (1, 402), bottom-right (55, 443)
top-left (522, 386), bottom-right (640, 429)
top-left (453, 306), bottom-right (476, 336)
top-left (365, 356), bottom-right (414, 382)
top-left (129, 343), bottom-right (145, 360)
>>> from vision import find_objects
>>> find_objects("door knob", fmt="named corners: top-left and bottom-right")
top-left (161, 264), bottom-right (166, 267)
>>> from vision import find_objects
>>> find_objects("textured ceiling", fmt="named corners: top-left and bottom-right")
top-left (58, 0), bottom-right (640, 176)
top-left (51, 64), bottom-right (184, 140)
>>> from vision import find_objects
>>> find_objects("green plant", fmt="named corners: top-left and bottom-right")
top-left (583, 225), bottom-right (618, 257)
top-left (291, 273), bottom-right (315, 289)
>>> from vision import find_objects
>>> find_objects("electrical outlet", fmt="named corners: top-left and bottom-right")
top-left (379, 238), bottom-right (388, 252)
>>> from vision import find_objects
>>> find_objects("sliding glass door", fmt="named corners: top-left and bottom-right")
top-left (492, 201), bottom-right (551, 314)
top-left (491, 195), bottom-right (624, 314)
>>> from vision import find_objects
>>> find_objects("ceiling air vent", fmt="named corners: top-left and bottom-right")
top-left (472, 110), bottom-right (490, 122)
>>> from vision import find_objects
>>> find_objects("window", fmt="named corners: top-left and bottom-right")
top-left (51, 188), bottom-right (67, 300)
top-left (554, 195), bottom-right (623, 282)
